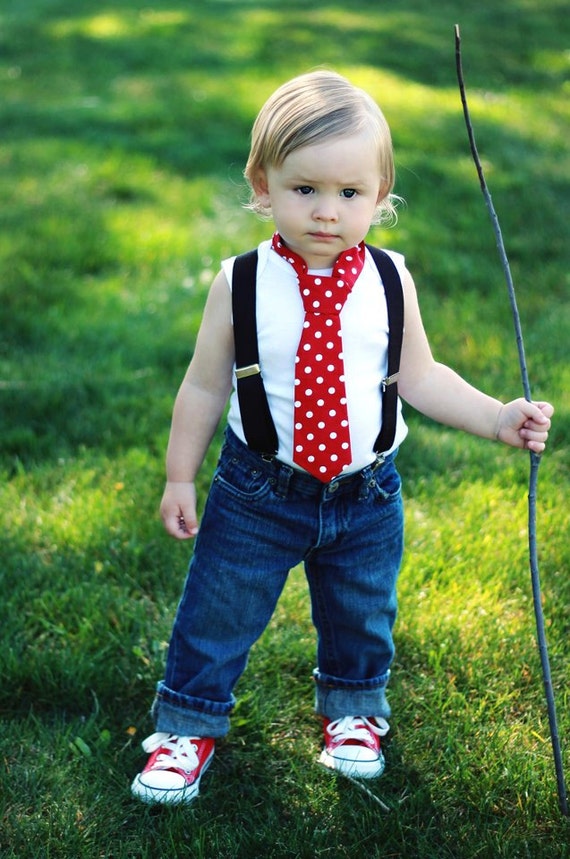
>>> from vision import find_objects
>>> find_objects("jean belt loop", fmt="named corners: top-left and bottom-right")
top-left (275, 462), bottom-right (293, 498)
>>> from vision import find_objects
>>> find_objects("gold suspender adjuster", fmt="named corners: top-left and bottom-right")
top-left (235, 363), bottom-right (261, 380)
top-left (381, 372), bottom-right (400, 391)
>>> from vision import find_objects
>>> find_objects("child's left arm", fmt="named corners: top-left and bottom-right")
top-left (397, 268), bottom-right (553, 453)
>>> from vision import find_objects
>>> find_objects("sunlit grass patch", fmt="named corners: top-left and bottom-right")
top-left (48, 9), bottom-right (192, 41)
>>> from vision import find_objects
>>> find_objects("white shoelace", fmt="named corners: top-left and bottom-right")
top-left (141, 732), bottom-right (200, 773)
top-left (325, 716), bottom-right (390, 742)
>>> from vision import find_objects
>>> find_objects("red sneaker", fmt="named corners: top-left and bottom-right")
top-left (319, 716), bottom-right (389, 779)
top-left (131, 732), bottom-right (215, 804)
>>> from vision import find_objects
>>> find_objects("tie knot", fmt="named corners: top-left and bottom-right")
top-left (271, 233), bottom-right (366, 315)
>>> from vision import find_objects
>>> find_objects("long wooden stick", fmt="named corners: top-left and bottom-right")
top-left (454, 24), bottom-right (568, 817)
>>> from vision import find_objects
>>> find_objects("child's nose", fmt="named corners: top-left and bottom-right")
top-left (313, 197), bottom-right (339, 222)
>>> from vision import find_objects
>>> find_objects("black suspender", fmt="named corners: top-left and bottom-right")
top-left (232, 250), bottom-right (279, 456)
top-left (366, 245), bottom-right (404, 454)
top-left (231, 245), bottom-right (404, 460)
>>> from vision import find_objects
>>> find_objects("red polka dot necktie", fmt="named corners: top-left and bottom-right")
top-left (272, 233), bottom-right (366, 482)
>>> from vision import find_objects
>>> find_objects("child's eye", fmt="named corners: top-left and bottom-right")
top-left (340, 188), bottom-right (357, 199)
top-left (296, 186), bottom-right (314, 195)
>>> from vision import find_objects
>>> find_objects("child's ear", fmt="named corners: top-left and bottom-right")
top-left (252, 169), bottom-right (271, 208)
top-left (376, 188), bottom-right (388, 207)
top-left (376, 180), bottom-right (392, 207)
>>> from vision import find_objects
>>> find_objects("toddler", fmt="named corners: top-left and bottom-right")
top-left (131, 70), bottom-right (552, 804)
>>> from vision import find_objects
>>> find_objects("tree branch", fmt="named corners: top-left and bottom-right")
top-left (454, 24), bottom-right (568, 818)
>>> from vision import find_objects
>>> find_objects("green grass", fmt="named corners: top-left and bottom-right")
top-left (1, 0), bottom-right (569, 856)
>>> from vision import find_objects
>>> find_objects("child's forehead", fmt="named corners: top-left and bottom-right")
top-left (276, 131), bottom-right (379, 180)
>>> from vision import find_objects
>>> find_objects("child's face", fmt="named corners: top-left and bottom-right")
top-left (253, 129), bottom-right (384, 269)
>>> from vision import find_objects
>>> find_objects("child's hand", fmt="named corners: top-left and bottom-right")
top-left (496, 399), bottom-right (554, 453)
top-left (160, 481), bottom-right (199, 539)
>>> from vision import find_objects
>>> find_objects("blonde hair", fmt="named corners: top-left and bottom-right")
top-left (244, 70), bottom-right (398, 224)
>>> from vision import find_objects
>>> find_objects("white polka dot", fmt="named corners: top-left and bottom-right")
top-left (318, 421), bottom-right (326, 429)
top-left (315, 331), bottom-right (322, 339)
top-left (341, 442), bottom-right (349, 449)
top-left (319, 465), bottom-right (327, 473)
top-left (306, 411), bottom-right (313, 418)
top-left (331, 454), bottom-right (338, 462)
top-left (304, 366), bottom-right (312, 374)
top-left (303, 288), bottom-right (310, 296)
top-left (317, 399), bottom-right (324, 407)
top-left (314, 278), bottom-right (322, 285)
top-left (329, 409), bottom-right (336, 417)
top-left (330, 432), bottom-right (338, 439)
top-left (337, 280), bottom-right (345, 287)
top-left (318, 444), bottom-right (326, 451)
top-left (305, 388), bottom-right (313, 396)
top-left (307, 432), bottom-right (314, 440)
top-left (328, 387), bottom-right (336, 394)
top-left (316, 376), bottom-right (324, 384)
top-left (303, 343), bottom-right (311, 351)
top-left (316, 354), bottom-right (323, 362)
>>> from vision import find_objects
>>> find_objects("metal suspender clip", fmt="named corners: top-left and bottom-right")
top-left (381, 372), bottom-right (400, 392)
top-left (235, 363), bottom-right (261, 379)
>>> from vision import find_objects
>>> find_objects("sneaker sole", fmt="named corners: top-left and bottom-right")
top-left (131, 748), bottom-right (214, 805)
top-left (318, 749), bottom-right (385, 779)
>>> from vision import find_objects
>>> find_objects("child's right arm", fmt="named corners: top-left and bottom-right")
top-left (160, 271), bottom-right (235, 539)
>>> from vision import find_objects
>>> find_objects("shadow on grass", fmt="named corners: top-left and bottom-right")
top-left (0, 707), bottom-right (449, 859)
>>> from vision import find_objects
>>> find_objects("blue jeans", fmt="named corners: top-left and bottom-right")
top-left (152, 426), bottom-right (404, 738)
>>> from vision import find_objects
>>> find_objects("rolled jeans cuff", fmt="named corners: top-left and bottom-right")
top-left (313, 669), bottom-right (391, 721)
top-left (151, 682), bottom-right (235, 738)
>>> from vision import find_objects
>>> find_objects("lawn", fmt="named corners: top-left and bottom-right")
top-left (0, 0), bottom-right (569, 856)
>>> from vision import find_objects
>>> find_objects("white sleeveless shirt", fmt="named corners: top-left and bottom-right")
top-left (222, 240), bottom-right (408, 475)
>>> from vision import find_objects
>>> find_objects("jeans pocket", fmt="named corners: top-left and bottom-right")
top-left (213, 454), bottom-right (274, 502)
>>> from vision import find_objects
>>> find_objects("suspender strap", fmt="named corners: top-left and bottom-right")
top-left (232, 250), bottom-right (279, 455)
top-left (366, 245), bottom-right (404, 454)
top-left (231, 245), bottom-right (404, 458)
